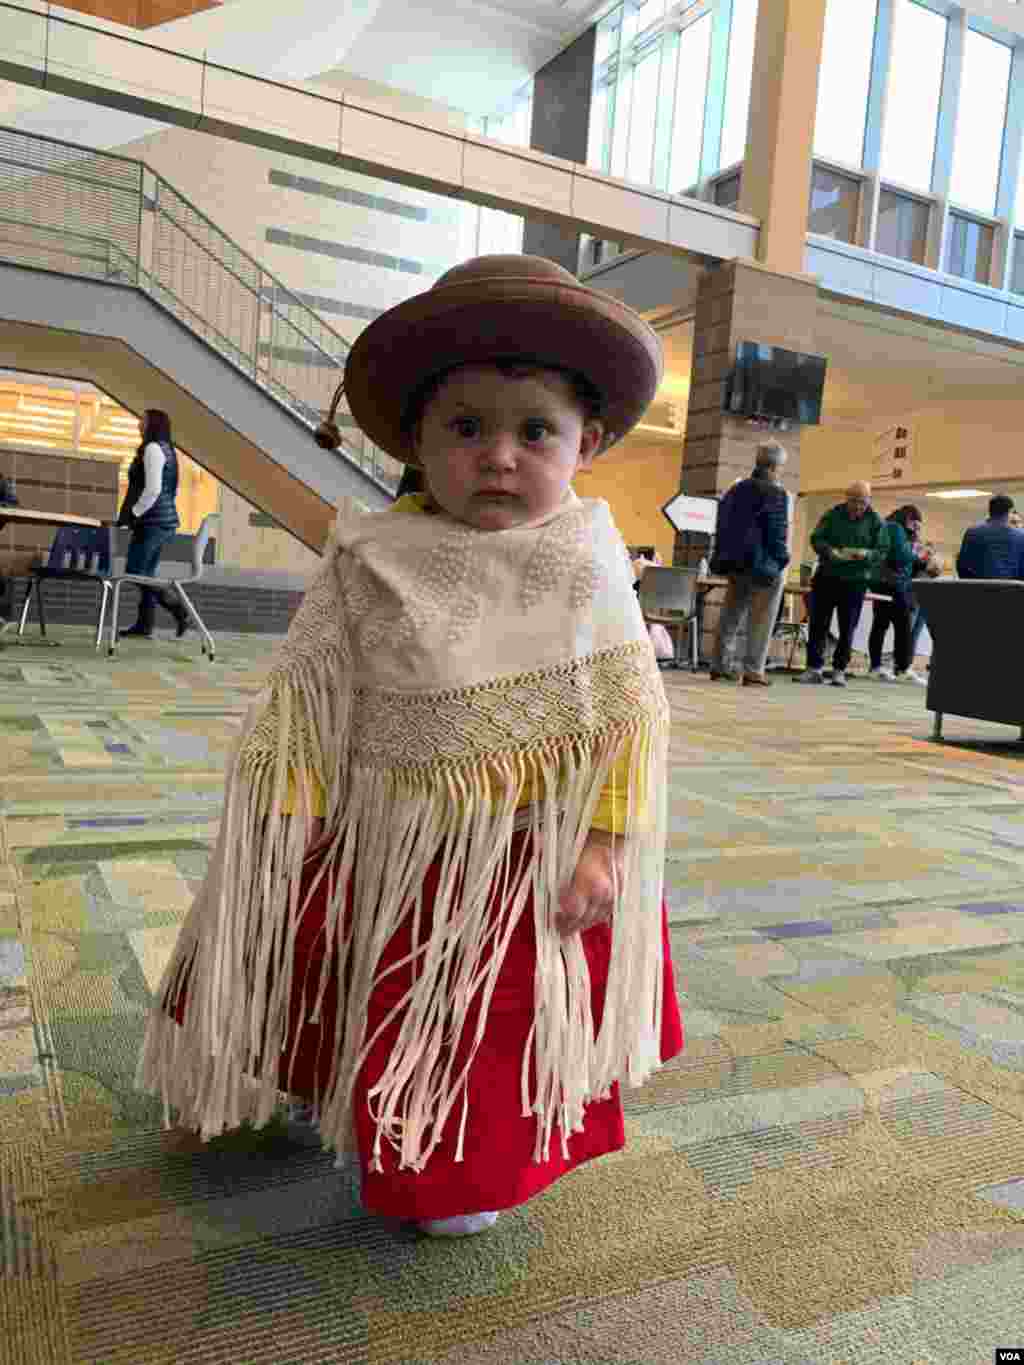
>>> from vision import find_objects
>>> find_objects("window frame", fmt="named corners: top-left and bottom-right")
top-left (588, 0), bottom-right (719, 184)
top-left (701, 161), bottom-right (743, 208)
top-left (878, 0), bottom-right (949, 197)
top-left (947, 23), bottom-right (1013, 219)
top-left (1009, 229), bottom-right (1024, 297)
top-left (943, 207), bottom-right (999, 287)
top-left (808, 160), bottom-right (866, 245)
top-left (874, 182), bottom-right (935, 266)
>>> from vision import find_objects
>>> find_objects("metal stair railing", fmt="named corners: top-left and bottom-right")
top-left (0, 122), bottom-right (401, 494)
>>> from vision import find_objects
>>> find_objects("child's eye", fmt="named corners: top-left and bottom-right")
top-left (522, 420), bottom-right (551, 443)
top-left (450, 417), bottom-right (480, 438)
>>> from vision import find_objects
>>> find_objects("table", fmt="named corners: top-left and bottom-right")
top-left (0, 509), bottom-right (105, 636)
top-left (0, 508), bottom-right (103, 530)
top-left (694, 577), bottom-right (896, 671)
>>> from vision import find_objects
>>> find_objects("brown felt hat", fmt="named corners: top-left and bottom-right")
top-left (324, 254), bottom-right (663, 466)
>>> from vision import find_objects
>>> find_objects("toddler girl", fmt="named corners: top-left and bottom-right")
top-left (138, 254), bottom-right (684, 1236)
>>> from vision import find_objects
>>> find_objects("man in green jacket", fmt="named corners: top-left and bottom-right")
top-left (798, 480), bottom-right (889, 687)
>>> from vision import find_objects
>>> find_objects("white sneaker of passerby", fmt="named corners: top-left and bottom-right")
top-left (895, 669), bottom-right (927, 686)
top-left (831, 670), bottom-right (848, 687)
top-left (796, 669), bottom-right (824, 684)
top-left (868, 667), bottom-right (895, 681)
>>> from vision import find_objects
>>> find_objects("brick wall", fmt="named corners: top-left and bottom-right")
top-left (0, 447), bottom-right (119, 576)
top-left (674, 261), bottom-right (819, 662)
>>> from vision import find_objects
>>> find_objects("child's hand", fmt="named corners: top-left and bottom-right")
top-left (555, 830), bottom-right (624, 938)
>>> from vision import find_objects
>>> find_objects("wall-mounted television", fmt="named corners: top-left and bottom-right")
top-left (723, 341), bottom-right (828, 425)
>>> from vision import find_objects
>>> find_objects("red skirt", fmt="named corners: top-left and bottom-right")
top-left (173, 833), bottom-right (684, 1221)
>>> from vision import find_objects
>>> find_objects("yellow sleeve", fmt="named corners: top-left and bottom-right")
top-left (517, 733), bottom-right (650, 835)
top-left (281, 770), bottom-right (327, 818)
top-left (590, 746), bottom-right (637, 835)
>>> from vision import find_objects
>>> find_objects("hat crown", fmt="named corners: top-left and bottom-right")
top-left (434, 254), bottom-right (578, 291)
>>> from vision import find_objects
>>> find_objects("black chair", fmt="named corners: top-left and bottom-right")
top-left (16, 524), bottom-right (114, 649)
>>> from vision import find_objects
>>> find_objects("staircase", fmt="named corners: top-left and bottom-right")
top-left (0, 124), bottom-right (401, 550)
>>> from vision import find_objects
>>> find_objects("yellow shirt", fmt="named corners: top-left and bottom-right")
top-left (282, 493), bottom-right (642, 834)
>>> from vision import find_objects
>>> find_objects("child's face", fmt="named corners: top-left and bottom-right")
top-left (414, 365), bottom-right (603, 531)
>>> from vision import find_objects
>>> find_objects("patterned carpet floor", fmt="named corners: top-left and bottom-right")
top-left (1, 626), bottom-right (1023, 1364)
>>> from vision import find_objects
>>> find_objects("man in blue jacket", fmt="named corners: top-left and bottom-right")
top-left (709, 443), bottom-right (791, 686)
top-left (956, 495), bottom-right (1024, 580)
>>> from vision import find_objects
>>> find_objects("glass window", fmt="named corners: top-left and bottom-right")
top-left (876, 188), bottom-right (929, 263)
top-left (1015, 126), bottom-right (1024, 227)
top-left (669, 13), bottom-right (712, 193)
top-left (626, 47), bottom-right (661, 183)
top-left (610, 61), bottom-right (634, 178)
top-left (714, 172), bottom-right (741, 210)
top-left (949, 29), bottom-right (1011, 216)
top-left (1011, 233), bottom-right (1024, 295)
top-left (880, 0), bottom-right (946, 192)
top-left (945, 213), bottom-right (994, 284)
top-left (476, 208), bottom-right (524, 256)
top-left (591, 6), bottom-right (623, 174)
top-left (483, 85), bottom-right (532, 148)
top-left (814, 0), bottom-right (877, 168)
top-left (809, 165), bottom-right (861, 241)
top-left (588, 82), bottom-right (610, 171)
top-left (595, 4), bottom-right (623, 65)
top-left (720, 0), bottom-right (758, 169)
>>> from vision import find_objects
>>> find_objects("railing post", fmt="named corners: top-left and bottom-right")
top-left (138, 169), bottom-right (156, 295)
top-left (267, 283), bottom-right (277, 395)
top-left (253, 270), bottom-right (263, 378)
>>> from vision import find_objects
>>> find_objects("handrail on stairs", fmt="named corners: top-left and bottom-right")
top-left (0, 122), bottom-right (400, 494)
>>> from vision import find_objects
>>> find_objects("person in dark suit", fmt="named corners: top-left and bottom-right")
top-left (956, 495), bottom-right (1024, 580)
top-left (116, 408), bottom-right (189, 639)
top-left (709, 442), bottom-right (791, 686)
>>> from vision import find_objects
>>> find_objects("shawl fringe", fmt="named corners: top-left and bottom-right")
top-left (137, 510), bottom-right (669, 1172)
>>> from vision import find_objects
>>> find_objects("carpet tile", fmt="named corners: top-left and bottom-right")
top-left (1, 629), bottom-right (1024, 1363)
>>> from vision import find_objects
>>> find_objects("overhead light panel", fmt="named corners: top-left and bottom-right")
top-left (18, 400), bottom-right (74, 417)
top-left (925, 488), bottom-right (990, 500)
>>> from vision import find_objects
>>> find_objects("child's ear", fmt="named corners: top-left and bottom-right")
top-left (577, 421), bottom-right (603, 471)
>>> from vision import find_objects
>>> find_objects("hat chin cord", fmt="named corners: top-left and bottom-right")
top-left (314, 380), bottom-right (346, 451)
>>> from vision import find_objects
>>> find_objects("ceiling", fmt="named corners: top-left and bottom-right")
top-left (0, 0), bottom-right (600, 150)
top-left (331, 0), bottom-right (595, 112)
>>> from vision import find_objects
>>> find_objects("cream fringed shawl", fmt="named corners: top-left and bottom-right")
top-left (137, 492), bottom-right (671, 1173)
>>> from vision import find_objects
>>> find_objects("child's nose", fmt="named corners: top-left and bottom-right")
top-left (480, 433), bottom-right (518, 467)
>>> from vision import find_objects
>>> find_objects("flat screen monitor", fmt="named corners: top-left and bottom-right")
top-left (724, 341), bottom-right (827, 425)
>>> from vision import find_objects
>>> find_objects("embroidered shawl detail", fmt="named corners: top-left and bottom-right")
top-left (137, 495), bottom-right (671, 1172)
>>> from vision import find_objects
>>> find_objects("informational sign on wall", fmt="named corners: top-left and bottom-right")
top-left (872, 424), bottom-right (914, 486)
top-left (662, 493), bottom-right (718, 535)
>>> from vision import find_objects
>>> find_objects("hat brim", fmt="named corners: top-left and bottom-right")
top-left (342, 275), bottom-right (663, 466)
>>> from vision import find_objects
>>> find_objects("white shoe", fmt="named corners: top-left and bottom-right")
top-left (896, 670), bottom-right (927, 686)
top-left (869, 668), bottom-right (895, 681)
top-left (796, 669), bottom-right (824, 684)
top-left (831, 670), bottom-right (847, 687)
top-left (418, 1211), bottom-right (500, 1237)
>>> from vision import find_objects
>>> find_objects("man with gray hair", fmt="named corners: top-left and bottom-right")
top-left (708, 443), bottom-right (792, 685)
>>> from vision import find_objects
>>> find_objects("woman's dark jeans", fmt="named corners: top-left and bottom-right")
top-left (124, 523), bottom-right (182, 632)
top-left (868, 585), bottom-right (914, 674)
